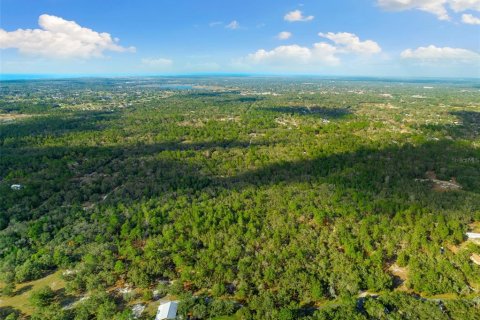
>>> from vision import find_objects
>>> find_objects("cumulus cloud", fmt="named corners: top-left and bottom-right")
top-left (141, 58), bottom-right (173, 68)
top-left (284, 10), bottom-right (314, 22)
top-left (462, 13), bottom-right (480, 23)
top-left (319, 32), bottom-right (382, 54)
top-left (0, 14), bottom-right (135, 59)
top-left (377, 0), bottom-right (450, 20)
top-left (377, 0), bottom-right (480, 21)
top-left (245, 43), bottom-right (339, 66)
top-left (450, 0), bottom-right (480, 12)
top-left (243, 32), bottom-right (380, 68)
top-left (277, 31), bottom-right (292, 40)
top-left (401, 45), bottom-right (480, 62)
top-left (226, 20), bottom-right (240, 29)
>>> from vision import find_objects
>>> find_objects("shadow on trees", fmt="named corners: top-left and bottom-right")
top-left (4, 138), bottom-right (274, 161)
top-left (13, 284), bottom-right (33, 296)
top-left (54, 287), bottom-right (78, 308)
top-left (260, 106), bottom-right (352, 119)
top-left (222, 111), bottom-right (480, 199)
top-left (0, 138), bottom-right (278, 225)
top-left (1, 109), bottom-right (479, 306)
top-left (0, 110), bottom-right (120, 145)
top-left (0, 306), bottom-right (22, 319)
top-left (4, 138), bottom-right (478, 227)
top-left (185, 92), bottom-right (264, 104)
top-left (2, 111), bottom-right (479, 232)
top-left (420, 110), bottom-right (479, 140)
top-left (221, 139), bottom-right (479, 213)
top-left (447, 110), bottom-right (479, 139)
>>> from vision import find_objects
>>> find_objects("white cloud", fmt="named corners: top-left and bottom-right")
top-left (247, 45), bottom-right (313, 64)
top-left (449, 0), bottom-right (480, 12)
top-left (245, 43), bottom-right (339, 66)
top-left (277, 31), bottom-right (292, 40)
top-left (311, 42), bottom-right (342, 65)
top-left (0, 14), bottom-right (135, 59)
top-left (243, 32), bottom-right (381, 68)
top-left (377, 0), bottom-right (450, 20)
top-left (462, 13), bottom-right (480, 23)
top-left (284, 10), bottom-right (314, 22)
top-left (377, 0), bottom-right (480, 21)
top-left (319, 32), bottom-right (382, 54)
top-left (226, 20), bottom-right (240, 29)
top-left (141, 58), bottom-right (173, 68)
top-left (401, 45), bottom-right (480, 62)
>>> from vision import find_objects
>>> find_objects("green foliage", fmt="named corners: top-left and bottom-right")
top-left (142, 289), bottom-right (153, 301)
top-left (30, 303), bottom-right (73, 320)
top-left (314, 297), bottom-right (367, 320)
top-left (73, 291), bottom-right (120, 320)
top-left (0, 77), bottom-right (479, 317)
top-left (29, 285), bottom-right (55, 308)
top-left (5, 314), bottom-right (19, 320)
top-left (177, 294), bottom-right (237, 319)
top-left (0, 307), bottom-right (21, 320)
top-left (155, 282), bottom-right (169, 298)
top-left (2, 282), bottom-right (16, 297)
top-left (363, 292), bottom-right (447, 320)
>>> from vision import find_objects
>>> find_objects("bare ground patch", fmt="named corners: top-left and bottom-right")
top-left (178, 119), bottom-right (206, 127)
top-left (0, 113), bottom-right (34, 122)
top-left (416, 171), bottom-right (462, 192)
top-left (389, 263), bottom-right (409, 290)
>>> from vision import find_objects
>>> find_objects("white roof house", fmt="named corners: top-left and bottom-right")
top-left (11, 184), bottom-right (23, 190)
top-left (155, 301), bottom-right (178, 320)
top-left (466, 233), bottom-right (480, 239)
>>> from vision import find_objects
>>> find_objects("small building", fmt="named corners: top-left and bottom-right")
top-left (155, 301), bottom-right (178, 320)
top-left (466, 233), bottom-right (480, 239)
top-left (11, 184), bottom-right (23, 190)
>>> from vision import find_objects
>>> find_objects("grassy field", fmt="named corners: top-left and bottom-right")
top-left (0, 270), bottom-right (65, 316)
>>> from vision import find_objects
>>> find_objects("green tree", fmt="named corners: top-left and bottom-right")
top-left (29, 286), bottom-right (55, 308)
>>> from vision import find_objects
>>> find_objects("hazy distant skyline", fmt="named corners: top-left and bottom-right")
top-left (1, 0), bottom-right (479, 77)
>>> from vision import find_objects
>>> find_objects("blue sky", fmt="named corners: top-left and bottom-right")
top-left (1, 0), bottom-right (479, 77)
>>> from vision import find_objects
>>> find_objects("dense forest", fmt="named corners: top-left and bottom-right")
top-left (0, 77), bottom-right (479, 319)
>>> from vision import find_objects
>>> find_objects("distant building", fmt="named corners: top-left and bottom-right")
top-left (11, 184), bottom-right (23, 190)
top-left (155, 301), bottom-right (178, 320)
top-left (466, 233), bottom-right (480, 239)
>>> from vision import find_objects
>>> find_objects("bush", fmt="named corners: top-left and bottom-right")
top-left (2, 283), bottom-right (16, 297)
top-left (210, 299), bottom-right (236, 317)
top-left (29, 286), bottom-right (55, 307)
top-left (30, 303), bottom-right (72, 320)
top-left (192, 303), bottom-right (208, 319)
top-left (5, 314), bottom-right (19, 320)
top-left (142, 289), bottom-right (153, 301)
top-left (155, 282), bottom-right (169, 298)
top-left (15, 260), bottom-right (43, 282)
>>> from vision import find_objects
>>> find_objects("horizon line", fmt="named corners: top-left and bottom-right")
top-left (1, 73), bottom-right (479, 82)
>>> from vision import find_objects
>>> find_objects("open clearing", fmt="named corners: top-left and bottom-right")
top-left (0, 270), bottom-right (65, 316)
